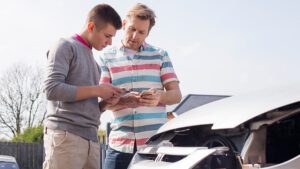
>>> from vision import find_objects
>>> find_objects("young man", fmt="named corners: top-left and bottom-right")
top-left (98, 3), bottom-right (182, 169)
top-left (43, 4), bottom-right (124, 169)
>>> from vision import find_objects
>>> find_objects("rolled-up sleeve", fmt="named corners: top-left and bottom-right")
top-left (44, 39), bottom-right (77, 102)
top-left (160, 51), bottom-right (179, 85)
top-left (98, 55), bottom-right (111, 84)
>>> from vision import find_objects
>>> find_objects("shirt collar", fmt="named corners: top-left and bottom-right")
top-left (73, 34), bottom-right (92, 50)
top-left (118, 41), bottom-right (147, 52)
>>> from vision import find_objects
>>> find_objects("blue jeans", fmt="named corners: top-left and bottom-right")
top-left (103, 144), bottom-right (137, 169)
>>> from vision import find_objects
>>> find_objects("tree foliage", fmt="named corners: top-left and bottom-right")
top-left (0, 64), bottom-right (46, 137)
top-left (11, 125), bottom-right (44, 143)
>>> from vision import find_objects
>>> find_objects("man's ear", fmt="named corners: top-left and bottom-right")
top-left (122, 19), bottom-right (126, 31)
top-left (87, 22), bottom-right (95, 32)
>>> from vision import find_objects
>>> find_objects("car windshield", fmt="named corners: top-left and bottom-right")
top-left (0, 161), bottom-right (19, 169)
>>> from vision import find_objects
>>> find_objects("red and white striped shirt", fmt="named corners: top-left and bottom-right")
top-left (97, 42), bottom-right (179, 153)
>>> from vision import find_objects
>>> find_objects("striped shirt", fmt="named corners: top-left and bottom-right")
top-left (97, 42), bottom-right (178, 153)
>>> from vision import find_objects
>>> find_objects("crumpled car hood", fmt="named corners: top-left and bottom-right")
top-left (157, 83), bottom-right (300, 134)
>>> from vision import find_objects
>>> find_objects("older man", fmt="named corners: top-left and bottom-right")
top-left (98, 3), bottom-right (182, 169)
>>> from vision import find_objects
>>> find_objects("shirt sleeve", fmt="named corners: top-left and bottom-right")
top-left (44, 39), bottom-right (77, 102)
top-left (98, 54), bottom-right (112, 84)
top-left (160, 51), bottom-right (179, 85)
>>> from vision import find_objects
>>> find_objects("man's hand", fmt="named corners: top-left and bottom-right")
top-left (101, 92), bottom-right (140, 110)
top-left (119, 92), bottom-right (140, 108)
top-left (98, 83), bottom-right (124, 100)
top-left (76, 84), bottom-right (124, 101)
top-left (139, 88), bottom-right (161, 107)
top-left (99, 96), bottom-right (121, 112)
top-left (104, 96), bottom-right (121, 106)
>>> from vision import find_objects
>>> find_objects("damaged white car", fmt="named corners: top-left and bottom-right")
top-left (128, 84), bottom-right (300, 169)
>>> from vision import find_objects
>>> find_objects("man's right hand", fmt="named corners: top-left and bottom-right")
top-left (98, 83), bottom-right (124, 100)
top-left (75, 83), bottom-right (124, 101)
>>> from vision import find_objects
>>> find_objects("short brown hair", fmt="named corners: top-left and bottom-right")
top-left (86, 4), bottom-right (122, 31)
top-left (126, 3), bottom-right (156, 31)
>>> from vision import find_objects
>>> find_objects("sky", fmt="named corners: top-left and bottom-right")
top-left (0, 0), bottom-right (300, 130)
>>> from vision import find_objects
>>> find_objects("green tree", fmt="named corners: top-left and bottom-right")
top-left (11, 125), bottom-right (44, 143)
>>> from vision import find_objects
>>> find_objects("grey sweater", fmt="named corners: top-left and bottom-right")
top-left (44, 36), bottom-right (101, 142)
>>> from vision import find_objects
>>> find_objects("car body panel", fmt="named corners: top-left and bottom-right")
top-left (129, 148), bottom-right (216, 169)
top-left (0, 155), bottom-right (16, 163)
top-left (129, 84), bottom-right (300, 169)
top-left (263, 155), bottom-right (300, 169)
top-left (158, 84), bottom-right (300, 134)
top-left (0, 155), bottom-right (20, 169)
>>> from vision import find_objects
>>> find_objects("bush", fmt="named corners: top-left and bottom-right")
top-left (11, 125), bottom-right (44, 143)
top-left (11, 126), bottom-right (107, 143)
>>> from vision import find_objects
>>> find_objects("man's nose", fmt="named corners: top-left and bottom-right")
top-left (132, 32), bottom-right (138, 39)
top-left (107, 38), bottom-right (112, 46)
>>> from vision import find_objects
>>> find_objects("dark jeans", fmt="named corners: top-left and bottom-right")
top-left (103, 143), bottom-right (137, 169)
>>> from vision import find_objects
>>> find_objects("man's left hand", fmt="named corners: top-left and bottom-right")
top-left (104, 95), bottom-right (120, 106)
top-left (139, 88), bottom-right (161, 107)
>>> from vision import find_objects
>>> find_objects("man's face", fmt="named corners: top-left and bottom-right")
top-left (123, 17), bottom-right (150, 51)
top-left (90, 23), bottom-right (116, 51)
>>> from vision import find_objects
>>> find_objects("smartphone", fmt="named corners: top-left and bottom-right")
top-left (140, 90), bottom-right (153, 96)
